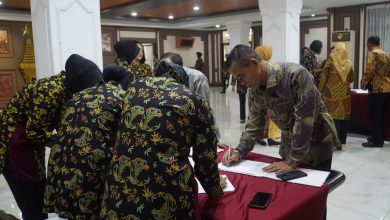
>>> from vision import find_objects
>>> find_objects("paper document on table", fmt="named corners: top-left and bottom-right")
top-left (197, 175), bottom-right (235, 194)
top-left (218, 160), bottom-right (330, 187)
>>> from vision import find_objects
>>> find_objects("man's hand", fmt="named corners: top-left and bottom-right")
top-left (222, 150), bottom-right (240, 167)
top-left (262, 161), bottom-right (294, 174)
top-left (219, 175), bottom-right (227, 189)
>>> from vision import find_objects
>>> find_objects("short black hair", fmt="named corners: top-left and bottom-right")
top-left (224, 44), bottom-right (261, 70)
top-left (196, 52), bottom-right (202, 57)
top-left (367, 36), bottom-right (380, 46)
top-left (310, 40), bottom-right (323, 54)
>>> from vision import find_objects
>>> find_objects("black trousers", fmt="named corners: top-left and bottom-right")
top-left (238, 93), bottom-right (246, 120)
top-left (333, 119), bottom-right (349, 145)
top-left (221, 76), bottom-right (229, 92)
top-left (3, 165), bottom-right (47, 220)
top-left (368, 92), bottom-right (390, 144)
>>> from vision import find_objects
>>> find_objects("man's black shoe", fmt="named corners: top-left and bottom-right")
top-left (367, 137), bottom-right (373, 142)
top-left (362, 141), bottom-right (383, 148)
top-left (256, 138), bottom-right (267, 145)
top-left (268, 139), bottom-right (281, 146)
top-left (220, 91), bottom-right (226, 94)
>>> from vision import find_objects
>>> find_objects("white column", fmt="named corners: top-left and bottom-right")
top-left (226, 21), bottom-right (251, 52)
top-left (259, 0), bottom-right (302, 63)
top-left (30, 0), bottom-right (103, 79)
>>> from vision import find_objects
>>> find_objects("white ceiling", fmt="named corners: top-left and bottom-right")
top-left (100, 0), bottom-right (386, 30)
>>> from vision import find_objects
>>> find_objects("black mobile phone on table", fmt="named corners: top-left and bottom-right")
top-left (276, 169), bottom-right (307, 181)
top-left (248, 192), bottom-right (272, 210)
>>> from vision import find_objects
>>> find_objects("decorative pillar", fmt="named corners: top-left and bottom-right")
top-left (226, 21), bottom-right (251, 52)
top-left (259, 0), bottom-right (302, 63)
top-left (30, 0), bottom-right (103, 79)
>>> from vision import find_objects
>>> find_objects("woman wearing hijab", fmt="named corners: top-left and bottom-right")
top-left (254, 45), bottom-right (281, 146)
top-left (114, 40), bottom-right (152, 79)
top-left (0, 54), bottom-right (102, 220)
top-left (319, 43), bottom-right (353, 150)
top-left (100, 61), bottom-right (225, 220)
top-left (44, 61), bottom-right (124, 220)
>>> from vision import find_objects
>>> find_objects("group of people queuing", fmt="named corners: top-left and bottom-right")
top-left (0, 34), bottom-right (389, 220)
top-left (0, 40), bottom-right (225, 220)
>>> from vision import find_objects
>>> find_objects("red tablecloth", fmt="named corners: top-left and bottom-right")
top-left (350, 91), bottom-right (390, 140)
top-left (197, 152), bottom-right (329, 220)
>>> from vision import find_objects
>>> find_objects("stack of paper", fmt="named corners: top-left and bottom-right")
top-left (218, 160), bottom-right (330, 187)
top-left (188, 157), bottom-right (235, 193)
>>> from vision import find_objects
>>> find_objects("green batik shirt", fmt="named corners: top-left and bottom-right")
top-left (44, 82), bottom-right (124, 220)
top-left (115, 58), bottom-right (153, 79)
top-left (100, 77), bottom-right (223, 220)
top-left (0, 72), bottom-right (66, 179)
top-left (237, 62), bottom-right (340, 168)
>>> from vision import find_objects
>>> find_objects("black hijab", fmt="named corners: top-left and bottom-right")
top-left (114, 40), bottom-right (140, 64)
top-left (103, 64), bottom-right (133, 90)
top-left (64, 54), bottom-right (103, 94)
top-left (155, 61), bottom-right (189, 87)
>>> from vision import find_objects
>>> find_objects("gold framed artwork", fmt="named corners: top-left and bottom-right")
top-left (102, 31), bottom-right (114, 55)
top-left (0, 70), bottom-right (18, 108)
top-left (0, 25), bottom-right (14, 58)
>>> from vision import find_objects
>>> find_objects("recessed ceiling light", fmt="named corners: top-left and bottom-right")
top-left (216, 24), bottom-right (220, 28)
top-left (193, 6), bottom-right (200, 11)
top-left (131, 12), bottom-right (138, 17)
top-left (168, 15), bottom-right (174, 19)
top-left (311, 14), bottom-right (315, 17)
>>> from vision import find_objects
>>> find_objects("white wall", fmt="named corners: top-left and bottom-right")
top-left (304, 27), bottom-right (328, 62)
top-left (163, 36), bottom-right (204, 67)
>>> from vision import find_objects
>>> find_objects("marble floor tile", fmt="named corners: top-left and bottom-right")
top-left (1, 86), bottom-right (390, 220)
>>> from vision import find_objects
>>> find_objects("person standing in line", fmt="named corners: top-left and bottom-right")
top-left (255, 45), bottom-right (281, 146)
top-left (195, 51), bottom-right (204, 72)
top-left (301, 40), bottom-right (323, 87)
top-left (44, 65), bottom-right (125, 219)
top-left (319, 43), bottom-right (353, 151)
top-left (0, 54), bottom-right (103, 220)
top-left (361, 36), bottom-right (390, 148)
top-left (113, 40), bottom-right (152, 79)
top-left (100, 65), bottom-right (225, 219)
top-left (222, 45), bottom-right (339, 173)
top-left (221, 54), bottom-right (230, 94)
top-left (231, 76), bottom-right (248, 124)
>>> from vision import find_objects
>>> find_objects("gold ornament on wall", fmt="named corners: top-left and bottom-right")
top-left (18, 24), bottom-right (36, 84)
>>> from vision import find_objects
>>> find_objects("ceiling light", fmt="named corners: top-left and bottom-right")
top-left (0, 2), bottom-right (2, 5)
top-left (168, 15), bottom-right (174, 19)
top-left (311, 14), bottom-right (315, 17)
top-left (131, 12), bottom-right (138, 17)
top-left (193, 6), bottom-right (200, 11)
top-left (216, 25), bottom-right (220, 28)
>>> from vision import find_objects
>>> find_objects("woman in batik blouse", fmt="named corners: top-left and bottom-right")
top-left (114, 40), bottom-right (152, 79)
top-left (100, 62), bottom-right (224, 220)
top-left (44, 65), bottom-right (126, 220)
top-left (0, 54), bottom-right (103, 220)
top-left (319, 43), bottom-right (353, 150)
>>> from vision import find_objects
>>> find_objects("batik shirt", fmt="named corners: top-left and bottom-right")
top-left (44, 82), bottom-right (124, 220)
top-left (237, 62), bottom-right (339, 168)
top-left (319, 59), bottom-right (354, 120)
top-left (0, 72), bottom-right (66, 179)
top-left (361, 47), bottom-right (390, 93)
top-left (301, 51), bottom-right (320, 85)
top-left (115, 58), bottom-right (152, 79)
top-left (100, 77), bottom-right (223, 220)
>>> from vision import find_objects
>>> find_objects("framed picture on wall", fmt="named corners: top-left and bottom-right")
top-left (102, 31), bottom-right (114, 55)
top-left (0, 25), bottom-right (14, 58)
top-left (0, 70), bottom-right (18, 108)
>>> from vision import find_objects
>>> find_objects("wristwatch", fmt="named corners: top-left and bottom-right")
top-left (233, 148), bottom-right (242, 160)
